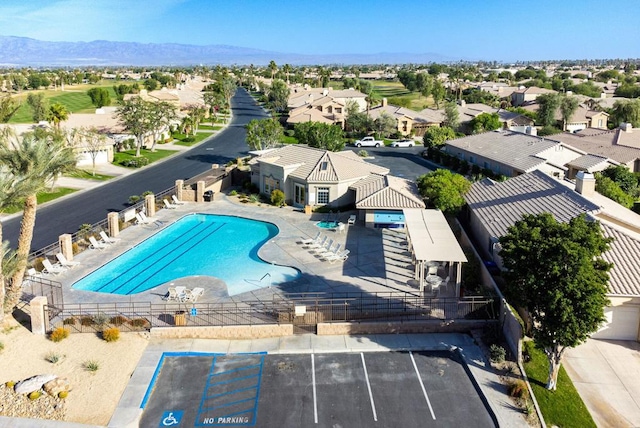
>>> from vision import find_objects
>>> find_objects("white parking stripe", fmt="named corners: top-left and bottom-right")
top-left (360, 353), bottom-right (378, 422)
top-left (410, 351), bottom-right (436, 420)
top-left (311, 354), bottom-right (318, 424)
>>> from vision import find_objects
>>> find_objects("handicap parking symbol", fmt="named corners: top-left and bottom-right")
top-left (160, 410), bottom-right (184, 427)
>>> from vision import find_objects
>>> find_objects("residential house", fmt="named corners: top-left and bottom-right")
top-left (463, 170), bottom-right (640, 341)
top-left (511, 86), bottom-right (557, 107)
top-left (288, 86), bottom-right (367, 112)
top-left (249, 145), bottom-right (424, 228)
top-left (444, 130), bottom-right (598, 179)
top-left (555, 105), bottom-right (609, 132)
top-left (369, 99), bottom-right (443, 136)
top-left (558, 123), bottom-right (640, 173)
top-left (477, 82), bottom-right (519, 99)
top-left (286, 95), bottom-right (345, 127)
top-left (455, 102), bottom-right (535, 134)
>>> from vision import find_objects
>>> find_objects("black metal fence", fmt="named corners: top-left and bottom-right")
top-left (46, 292), bottom-right (497, 334)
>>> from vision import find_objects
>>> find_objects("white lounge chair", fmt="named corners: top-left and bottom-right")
top-left (22, 268), bottom-right (41, 286)
top-left (347, 215), bottom-right (356, 225)
top-left (163, 199), bottom-right (177, 209)
top-left (175, 286), bottom-right (187, 302)
top-left (42, 259), bottom-right (65, 275)
top-left (316, 238), bottom-right (334, 253)
top-left (100, 231), bottom-right (120, 244)
top-left (309, 235), bottom-right (328, 250)
top-left (165, 287), bottom-right (179, 301)
top-left (327, 249), bottom-right (350, 264)
top-left (136, 213), bottom-right (151, 225)
top-left (88, 236), bottom-right (108, 250)
top-left (171, 195), bottom-right (185, 205)
top-left (301, 231), bottom-right (321, 245)
top-left (335, 222), bottom-right (345, 234)
top-left (56, 253), bottom-right (80, 268)
top-left (187, 287), bottom-right (204, 302)
top-left (319, 243), bottom-right (341, 259)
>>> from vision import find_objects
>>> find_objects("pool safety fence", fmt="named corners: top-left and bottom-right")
top-left (46, 293), bottom-right (497, 334)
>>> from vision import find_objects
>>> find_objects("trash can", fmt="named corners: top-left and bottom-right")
top-left (203, 190), bottom-right (214, 202)
top-left (174, 311), bottom-right (186, 326)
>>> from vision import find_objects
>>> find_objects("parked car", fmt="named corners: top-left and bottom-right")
top-left (390, 139), bottom-right (415, 148)
top-left (353, 136), bottom-right (383, 147)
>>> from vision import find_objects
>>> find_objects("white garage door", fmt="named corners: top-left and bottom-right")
top-left (592, 306), bottom-right (640, 341)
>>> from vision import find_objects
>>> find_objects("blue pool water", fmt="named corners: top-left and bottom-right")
top-left (316, 220), bottom-right (338, 229)
top-left (72, 214), bottom-right (300, 295)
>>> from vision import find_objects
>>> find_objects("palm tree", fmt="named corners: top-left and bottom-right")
top-left (49, 103), bottom-right (69, 129)
top-left (0, 132), bottom-right (77, 309)
top-left (559, 95), bottom-right (579, 131)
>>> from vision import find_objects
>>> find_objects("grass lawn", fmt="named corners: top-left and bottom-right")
top-left (66, 170), bottom-right (114, 181)
top-left (172, 132), bottom-right (210, 146)
top-left (281, 135), bottom-right (298, 145)
top-left (371, 81), bottom-right (434, 111)
top-left (113, 149), bottom-right (176, 168)
top-left (2, 188), bottom-right (77, 214)
top-left (8, 81), bottom-right (125, 123)
top-left (198, 124), bottom-right (223, 131)
top-left (523, 341), bottom-right (596, 428)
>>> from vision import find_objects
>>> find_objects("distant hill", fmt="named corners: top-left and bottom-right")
top-left (0, 35), bottom-right (455, 67)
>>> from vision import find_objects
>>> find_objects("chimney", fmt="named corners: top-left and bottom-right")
top-left (322, 89), bottom-right (329, 96)
top-left (381, 98), bottom-right (387, 107)
top-left (620, 122), bottom-right (633, 133)
top-left (575, 171), bottom-right (595, 197)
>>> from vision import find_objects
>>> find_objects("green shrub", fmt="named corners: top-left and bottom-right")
top-left (29, 391), bottom-right (42, 400)
top-left (0, 341), bottom-right (4, 352)
top-left (102, 327), bottom-right (120, 342)
top-left (128, 195), bottom-right (141, 205)
top-left (249, 194), bottom-right (260, 203)
top-left (121, 157), bottom-right (150, 168)
top-left (129, 318), bottom-right (149, 328)
top-left (141, 190), bottom-right (154, 197)
top-left (489, 344), bottom-right (506, 363)
top-left (45, 351), bottom-right (64, 364)
top-left (62, 317), bottom-right (76, 325)
top-left (83, 360), bottom-right (100, 372)
top-left (357, 150), bottom-right (369, 157)
top-left (92, 313), bottom-right (109, 328)
top-left (49, 327), bottom-right (70, 342)
top-left (80, 316), bottom-right (95, 327)
top-left (270, 189), bottom-right (285, 207)
top-left (508, 379), bottom-right (529, 399)
top-left (58, 390), bottom-right (69, 399)
top-left (5, 381), bottom-right (15, 388)
top-left (229, 189), bottom-right (238, 196)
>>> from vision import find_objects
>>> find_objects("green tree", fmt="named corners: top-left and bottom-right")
top-left (143, 79), bottom-right (159, 91)
top-left (0, 95), bottom-right (20, 123)
top-left (344, 101), bottom-right (373, 137)
top-left (431, 81), bottom-right (446, 109)
top-left (294, 122), bottom-right (344, 151)
top-left (86, 87), bottom-right (112, 108)
top-left (499, 213), bottom-right (612, 390)
top-left (536, 93), bottom-right (561, 127)
top-left (559, 95), bottom-right (579, 131)
top-left (610, 99), bottom-right (640, 128)
top-left (26, 93), bottom-right (48, 122)
top-left (422, 126), bottom-right (456, 148)
top-left (600, 165), bottom-right (638, 195)
top-left (373, 112), bottom-right (397, 138)
top-left (245, 118), bottom-right (283, 151)
top-left (116, 97), bottom-right (157, 157)
top-left (0, 131), bottom-right (77, 309)
top-left (595, 174), bottom-right (635, 208)
top-left (203, 91), bottom-right (225, 122)
top-left (470, 113), bottom-right (501, 133)
top-left (443, 102), bottom-right (459, 129)
top-left (416, 169), bottom-right (470, 214)
top-left (47, 103), bottom-right (69, 130)
top-left (268, 60), bottom-right (278, 80)
top-left (221, 77), bottom-right (237, 114)
top-left (148, 101), bottom-right (178, 151)
top-left (267, 79), bottom-right (290, 113)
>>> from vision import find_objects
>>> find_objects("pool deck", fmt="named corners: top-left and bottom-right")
top-left (51, 193), bottom-right (439, 306)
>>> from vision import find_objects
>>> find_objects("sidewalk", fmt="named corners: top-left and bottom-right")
top-left (107, 332), bottom-right (528, 428)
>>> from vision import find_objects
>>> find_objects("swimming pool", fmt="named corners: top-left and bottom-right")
top-left (316, 220), bottom-right (338, 229)
top-left (72, 214), bottom-right (300, 296)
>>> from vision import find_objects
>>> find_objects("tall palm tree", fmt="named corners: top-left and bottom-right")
top-left (48, 103), bottom-right (69, 130)
top-left (0, 169), bottom-right (39, 323)
top-left (0, 132), bottom-right (77, 308)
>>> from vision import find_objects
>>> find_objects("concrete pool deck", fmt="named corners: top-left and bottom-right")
top-left (51, 193), bottom-right (428, 305)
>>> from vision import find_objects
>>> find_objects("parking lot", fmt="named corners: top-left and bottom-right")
top-left (139, 351), bottom-right (496, 427)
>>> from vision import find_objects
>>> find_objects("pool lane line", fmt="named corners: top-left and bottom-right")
top-left (92, 220), bottom-right (206, 293)
top-left (410, 351), bottom-right (436, 420)
top-left (360, 352), bottom-right (378, 422)
top-left (311, 354), bottom-right (318, 424)
top-left (111, 220), bottom-right (227, 294)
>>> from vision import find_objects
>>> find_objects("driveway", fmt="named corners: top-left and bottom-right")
top-left (563, 338), bottom-right (640, 427)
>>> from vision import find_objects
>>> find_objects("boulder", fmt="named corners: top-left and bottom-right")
top-left (43, 377), bottom-right (71, 396)
top-left (14, 374), bottom-right (58, 395)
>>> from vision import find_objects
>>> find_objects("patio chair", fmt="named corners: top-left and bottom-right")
top-left (164, 287), bottom-right (179, 301)
top-left (171, 195), bottom-right (186, 205)
top-left (89, 236), bottom-right (109, 250)
top-left (136, 213), bottom-right (151, 225)
top-left (22, 268), bottom-right (41, 287)
top-left (42, 259), bottom-right (65, 275)
top-left (347, 215), bottom-right (356, 225)
top-left (163, 199), bottom-right (177, 209)
top-left (175, 286), bottom-right (187, 302)
top-left (56, 252), bottom-right (80, 268)
top-left (315, 238), bottom-right (334, 253)
top-left (335, 222), bottom-right (345, 234)
top-left (320, 243), bottom-right (341, 259)
top-left (187, 287), bottom-right (204, 302)
top-left (300, 231), bottom-right (321, 245)
top-left (100, 231), bottom-right (121, 244)
top-left (327, 249), bottom-right (350, 264)
top-left (309, 235), bottom-right (328, 250)
top-left (89, 236), bottom-right (108, 250)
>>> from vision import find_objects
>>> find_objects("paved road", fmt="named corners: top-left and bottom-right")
top-left (346, 144), bottom-right (433, 180)
top-left (2, 88), bottom-right (268, 251)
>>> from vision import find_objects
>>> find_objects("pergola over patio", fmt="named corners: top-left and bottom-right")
top-left (403, 209), bottom-right (468, 296)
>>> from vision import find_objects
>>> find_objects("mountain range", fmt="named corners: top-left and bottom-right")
top-left (0, 35), bottom-right (455, 67)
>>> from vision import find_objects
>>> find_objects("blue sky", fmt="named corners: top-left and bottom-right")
top-left (1, 0), bottom-right (638, 62)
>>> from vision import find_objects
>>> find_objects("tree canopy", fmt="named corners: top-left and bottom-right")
top-left (499, 213), bottom-right (612, 390)
top-left (294, 121), bottom-right (344, 151)
top-left (245, 118), bottom-right (283, 151)
top-left (416, 169), bottom-right (470, 214)
top-left (469, 113), bottom-right (501, 133)
top-left (422, 126), bottom-right (456, 148)
top-left (87, 87), bottom-right (112, 108)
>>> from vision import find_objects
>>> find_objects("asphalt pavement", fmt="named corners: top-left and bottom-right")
top-left (2, 88), bottom-right (268, 251)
